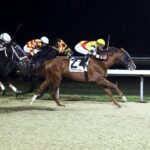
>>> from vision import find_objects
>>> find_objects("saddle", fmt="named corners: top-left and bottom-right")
top-left (69, 56), bottom-right (89, 81)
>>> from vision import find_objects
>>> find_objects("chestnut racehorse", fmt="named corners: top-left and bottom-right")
top-left (30, 47), bottom-right (136, 107)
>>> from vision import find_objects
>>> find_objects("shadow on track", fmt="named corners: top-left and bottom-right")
top-left (0, 106), bottom-right (56, 114)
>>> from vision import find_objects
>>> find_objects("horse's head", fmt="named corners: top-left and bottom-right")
top-left (96, 47), bottom-right (136, 70)
top-left (116, 48), bottom-right (136, 70)
top-left (6, 42), bottom-right (29, 69)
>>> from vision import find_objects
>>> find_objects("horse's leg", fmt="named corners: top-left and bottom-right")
top-left (103, 86), bottom-right (121, 107)
top-left (96, 78), bottom-right (127, 107)
top-left (8, 82), bottom-right (22, 97)
top-left (0, 81), bottom-right (6, 95)
top-left (3, 63), bottom-right (22, 97)
top-left (51, 84), bottom-right (65, 107)
top-left (19, 74), bottom-right (41, 95)
top-left (30, 80), bottom-right (50, 105)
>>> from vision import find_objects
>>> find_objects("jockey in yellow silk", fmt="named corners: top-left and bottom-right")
top-left (74, 38), bottom-right (107, 67)
top-left (75, 38), bottom-right (106, 55)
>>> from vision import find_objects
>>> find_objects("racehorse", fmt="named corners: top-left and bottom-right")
top-left (0, 42), bottom-right (29, 96)
top-left (30, 47), bottom-right (136, 107)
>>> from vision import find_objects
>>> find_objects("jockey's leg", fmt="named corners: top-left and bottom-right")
top-left (80, 53), bottom-right (90, 68)
top-left (0, 81), bottom-right (6, 95)
top-left (75, 44), bottom-right (89, 68)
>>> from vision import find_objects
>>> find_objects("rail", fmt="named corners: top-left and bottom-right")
top-left (107, 69), bottom-right (150, 101)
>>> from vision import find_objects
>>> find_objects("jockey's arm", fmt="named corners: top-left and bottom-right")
top-left (89, 46), bottom-right (97, 55)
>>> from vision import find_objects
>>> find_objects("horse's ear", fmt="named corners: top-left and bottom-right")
top-left (119, 48), bottom-right (126, 52)
top-left (120, 48), bottom-right (125, 50)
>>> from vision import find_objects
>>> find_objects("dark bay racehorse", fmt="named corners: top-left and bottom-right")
top-left (0, 42), bottom-right (29, 96)
top-left (30, 47), bottom-right (136, 107)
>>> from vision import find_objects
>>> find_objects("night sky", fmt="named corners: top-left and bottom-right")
top-left (1, 0), bottom-right (150, 57)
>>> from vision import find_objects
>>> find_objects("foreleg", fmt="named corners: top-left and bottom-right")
top-left (97, 78), bottom-right (127, 107)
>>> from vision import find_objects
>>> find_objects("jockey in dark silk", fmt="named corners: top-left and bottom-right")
top-left (28, 38), bottom-right (72, 68)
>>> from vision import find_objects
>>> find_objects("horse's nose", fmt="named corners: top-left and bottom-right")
top-left (129, 64), bottom-right (136, 70)
top-left (132, 63), bottom-right (136, 70)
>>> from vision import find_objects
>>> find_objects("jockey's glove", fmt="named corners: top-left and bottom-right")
top-left (89, 50), bottom-right (97, 56)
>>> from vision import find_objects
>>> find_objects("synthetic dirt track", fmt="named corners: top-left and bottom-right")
top-left (0, 97), bottom-right (150, 150)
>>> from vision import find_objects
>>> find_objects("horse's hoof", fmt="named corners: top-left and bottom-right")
top-left (57, 103), bottom-right (65, 107)
top-left (14, 90), bottom-right (23, 97)
top-left (1, 90), bottom-right (6, 96)
top-left (118, 105), bottom-right (122, 108)
top-left (121, 96), bottom-right (128, 102)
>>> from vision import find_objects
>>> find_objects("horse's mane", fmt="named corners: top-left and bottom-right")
top-left (98, 47), bottom-right (119, 56)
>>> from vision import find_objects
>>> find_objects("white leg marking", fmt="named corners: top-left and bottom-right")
top-left (30, 94), bottom-right (39, 105)
top-left (122, 96), bottom-right (127, 102)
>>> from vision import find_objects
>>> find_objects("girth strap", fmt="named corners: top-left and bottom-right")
top-left (84, 71), bottom-right (88, 82)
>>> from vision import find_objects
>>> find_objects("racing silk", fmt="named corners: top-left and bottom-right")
top-left (25, 39), bottom-right (43, 56)
top-left (57, 40), bottom-right (68, 53)
top-left (80, 41), bottom-right (97, 51)
top-left (51, 39), bottom-right (71, 56)
top-left (26, 39), bottom-right (42, 49)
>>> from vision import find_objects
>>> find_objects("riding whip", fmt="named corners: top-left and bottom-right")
top-left (11, 22), bottom-right (22, 42)
top-left (107, 34), bottom-right (110, 50)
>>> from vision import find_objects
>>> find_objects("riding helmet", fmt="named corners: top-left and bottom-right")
top-left (97, 39), bottom-right (105, 46)
top-left (40, 36), bottom-right (49, 44)
top-left (0, 33), bottom-right (12, 43)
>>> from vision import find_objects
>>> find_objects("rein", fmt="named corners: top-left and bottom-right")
top-left (11, 45), bottom-right (28, 61)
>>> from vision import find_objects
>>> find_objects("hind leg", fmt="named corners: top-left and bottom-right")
top-left (51, 85), bottom-right (65, 107)
top-left (30, 80), bottom-right (50, 105)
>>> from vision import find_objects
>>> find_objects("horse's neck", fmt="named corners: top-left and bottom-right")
top-left (103, 53), bottom-right (118, 69)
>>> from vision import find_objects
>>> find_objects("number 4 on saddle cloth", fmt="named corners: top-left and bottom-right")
top-left (69, 57), bottom-right (90, 72)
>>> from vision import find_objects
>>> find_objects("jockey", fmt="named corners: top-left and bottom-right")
top-left (0, 33), bottom-right (12, 51)
top-left (23, 36), bottom-right (49, 58)
top-left (74, 38), bottom-right (107, 66)
top-left (35, 38), bottom-right (73, 64)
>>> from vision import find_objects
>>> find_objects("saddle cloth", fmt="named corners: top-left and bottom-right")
top-left (69, 57), bottom-right (90, 72)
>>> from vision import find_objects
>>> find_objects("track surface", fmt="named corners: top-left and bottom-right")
top-left (0, 97), bottom-right (150, 150)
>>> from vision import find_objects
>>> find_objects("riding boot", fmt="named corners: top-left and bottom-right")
top-left (80, 54), bottom-right (90, 68)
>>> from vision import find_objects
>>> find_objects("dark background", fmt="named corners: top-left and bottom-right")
top-left (1, 0), bottom-right (150, 57)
